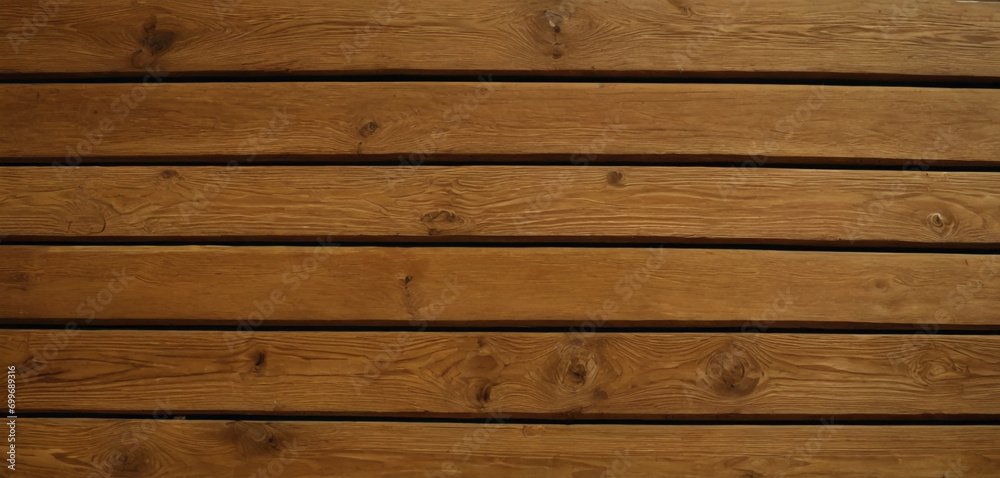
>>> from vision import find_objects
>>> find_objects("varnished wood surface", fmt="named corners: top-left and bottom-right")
top-left (5, 331), bottom-right (1000, 418)
top-left (3, 246), bottom-right (998, 328)
top-left (2, 166), bottom-right (999, 246)
top-left (1, 0), bottom-right (999, 80)
top-left (14, 419), bottom-right (1000, 477)
top-left (2, 83), bottom-right (998, 165)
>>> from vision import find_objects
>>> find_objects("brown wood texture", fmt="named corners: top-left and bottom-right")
top-left (2, 83), bottom-right (997, 165)
top-left (2, 246), bottom-right (998, 328)
top-left (14, 419), bottom-right (1000, 477)
top-left (1, 0), bottom-right (999, 80)
top-left (2, 166), bottom-right (999, 246)
top-left (4, 331), bottom-right (1000, 418)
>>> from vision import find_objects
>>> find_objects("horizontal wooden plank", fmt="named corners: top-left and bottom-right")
top-left (1, 0), bottom-right (998, 80)
top-left (2, 246), bottom-right (999, 328)
top-left (2, 166), bottom-right (999, 246)
top-left (15, 419), bottom-right (1000, 477)
top-left (2, 83), bottom-right (997, 164)
top-left (4, 331), bottom-right (1000, 418)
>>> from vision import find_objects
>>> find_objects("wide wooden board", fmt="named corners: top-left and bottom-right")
top-left (2, 246), bottom-right (999, 328)
top-left (2, 0), bottom-right (999, 80)
top-left (2, 166), bottom-right (999, 246)
top-left (5, 331), bottom-right (1000, 418)
top-left (14, 419), bottom-right (1000, 477)
top-left (2, 83), bottom-right (997, 164)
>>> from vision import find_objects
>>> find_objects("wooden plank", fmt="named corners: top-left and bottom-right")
top-left (4, 331), bottom-right (1000, 418)
top-left (1, 0), bottom-right (998, 80)
top-left (2, 166), bottom-right (999, 246)
top-left (2, 246), bottom-right (999, 328)
top-left (14, 419), bottom-right (1000, 477)
top-left (2, 83), bottom-right (997, 165)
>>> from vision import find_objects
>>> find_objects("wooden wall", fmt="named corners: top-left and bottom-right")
top-left (1, 0), bottom-right (999, 476)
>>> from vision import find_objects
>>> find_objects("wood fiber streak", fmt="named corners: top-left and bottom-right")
top-left (1, 0), bottom-right (998, 79)
top-left (4, 331), bottom-right (1000, 418)
top-left (2, 246), bottom-right (998, 327)
top-left (14, 419), bottom-right (1000, 477)
top-left (1, 166), bottom-right (999, 246)
top-left (2, 83), bottom-right (998, 164)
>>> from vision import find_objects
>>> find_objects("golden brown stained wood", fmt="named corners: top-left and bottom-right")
top-left (2, 166), bottom-right (999, 246)
top-left (2, 83), bottom-right (997, 165)
top-left (2, 246), bottom-right (999, 328)
top-left (1, 0), bottom-right (999, 80)
top-left (14, 419), bottom-right (1000, 477)
top-left (4, 331), bottom-right (1000, 418)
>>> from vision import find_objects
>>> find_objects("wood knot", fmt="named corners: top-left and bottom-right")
top-left (420, 210), bottom-right (467, 235)
top-left (251, 351), bottom-right (267, 373)
top-left (129, 15), bottom-right (177, 68)
top-left (226, 422), bottom-right (290, 457)
top-left (104, 447), bottom-right (153, 476)
top-left (870, 277), bottom-right (891, 292)
top-left (159, 169), bottom-right (178, 180)
top-left (551, 42), bottom-right (566, 59)
top-left (359, 121), bottom-right (379, 137)
top-left (477, 382), bottom-right (494, 404)
top-left (701, 342), bottom-right (762, 397)
top-left (606, 170), bottom-right (625, 187)
top-left (543, 10), bottom-right (565, 33)
top-left (906, 346), bottom-right (970, 387)
top-left (421, 210), bottom-right (457, 224)
top-left (926, 212), bottom-right (956, 238)
top-left (554, 345), bottom-right (601, 392)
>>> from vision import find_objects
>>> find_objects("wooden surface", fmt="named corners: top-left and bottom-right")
top-left (3, 246), bottom-right (999, 328)
top-left (3, 0), bottom-right (998, 473)
top-left (15, 419), bottom-right (1000, 477)
top-left (5, 330), bottom-right (1000, 418)
top-left (2, 166), bottom-right (999, 246)
top-left (3, 83), bottom-right (999, 165)
top-left (2, 0), bottom-right (999, 80)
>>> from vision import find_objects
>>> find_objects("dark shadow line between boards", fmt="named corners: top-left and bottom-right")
top-left (12, 412), bottom-right (1000, 426)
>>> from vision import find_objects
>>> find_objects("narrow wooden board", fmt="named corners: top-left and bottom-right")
top-left (2, 166), bottom-right (999, 246)
top-left (2, 83), bottom-right (997, 165)
top-left (1, 0), bottom-right (999, 80)
top-left (14, 419), bottom-right (1000, 477)
top-left (5, 331), bottom-right (1000, 418)
top-left (3, 246), bottom-right (999, 328)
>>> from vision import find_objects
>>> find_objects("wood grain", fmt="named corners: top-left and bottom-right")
top-left (1, 0), bottom-right (998, 80)
top-left (2, 83), bottom-right (997, 165)
top-left (2, 166), bottom-right (999, 246)
top-left (4, 331), bottom-right (1000, 418)
top-left (2, 246), bottom-right (999, 328)
top-left (14, 419), bottom-right (1000, 477)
